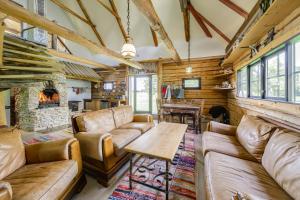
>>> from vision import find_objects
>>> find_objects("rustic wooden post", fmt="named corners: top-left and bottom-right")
top-left (157, 60), bottom-right (163, 100)
top-left (0, 17), bottom-right (6, 65)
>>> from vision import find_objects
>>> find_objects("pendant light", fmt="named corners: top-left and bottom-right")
top-left (186, 7), bottom-right (192, 73)
top-left (121, 0), bottom-right (136, 59)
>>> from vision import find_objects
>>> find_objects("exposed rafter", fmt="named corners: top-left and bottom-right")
top-left (96, 0), bottom-right (118, 18)
top-left (0, 0), bottom-right (143, 69)
top-left (132, 0), bottom-right (181, 63)
top-left (76, 0), bottom-right (106, 46)
top-left (219, 0), bottom-right (248, 19)
top-left (187, 3), bottom-right (230, 43)
top-left (108, 0), bottom-right (127, 42)
top-left (188, 2), bottom-right (212, 38)
top-left (150, 27), bottom-right (158, 47)
top-left (50, 0), bottom-right (89, 24)
top-left (179, 0), bottom-right (190, 42)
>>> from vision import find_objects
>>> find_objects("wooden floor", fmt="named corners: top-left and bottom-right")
top-left (71, 134), bottom-right (205, 200)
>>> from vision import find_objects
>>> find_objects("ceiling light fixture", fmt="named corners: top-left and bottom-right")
top-left (121, 0), bottom-right (136, 59)
top-left (186, 5), bottom-right (192, 73)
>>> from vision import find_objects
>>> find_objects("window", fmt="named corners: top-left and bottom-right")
top-left (236, 34), bottom-right (300, 104)
top-left (182, 78), bottom-right (201, 90)
top-left (292, 39), bottom-right (300, 103)
top-left (265, 50), bottom-right (286, 100)
top-left (237, 67), bottom-right (248, 97)
top-left (103, 82), bottom-right (113, 91)
top-left (249, 62), bottom-right (262, 98)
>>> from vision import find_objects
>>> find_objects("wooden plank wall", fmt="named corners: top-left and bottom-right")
top-left (161, 57), bottom-right (227, 115)
top-left (228, 7), bottom-right (300, 126)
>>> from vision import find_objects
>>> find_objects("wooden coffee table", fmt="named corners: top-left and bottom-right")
top-left (124, 122), bottom-right (188, 199)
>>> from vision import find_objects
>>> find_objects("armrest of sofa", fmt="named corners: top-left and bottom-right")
top-left (25, 138), bottom-right (77, 164)
top-left (0, 181), bottom-right (12, 200)
top-left (206, 121), bottom-right (237, 136)
top-left (133, 114), bottom-right (154, 123)
top-left (75, 132), bottom-right (112, 162)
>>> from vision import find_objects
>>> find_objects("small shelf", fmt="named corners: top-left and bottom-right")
top-left (211, 72), bottom-right (233, 78)
top-left (211, 87), bottom-right (235, 91)
top-left (222, 0), bottom-right (300, 66)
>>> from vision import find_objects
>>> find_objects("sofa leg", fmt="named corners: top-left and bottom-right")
top-left (76, 174), bottom-right (87, 194)
top-left (97, 178), bottom-right (109, 187)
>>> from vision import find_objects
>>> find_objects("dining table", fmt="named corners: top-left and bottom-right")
top-left (161, 103), bottom-right (201, 134)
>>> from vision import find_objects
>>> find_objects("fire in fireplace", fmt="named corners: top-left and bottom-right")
top-left (38, 81), bottom-right (60, 108)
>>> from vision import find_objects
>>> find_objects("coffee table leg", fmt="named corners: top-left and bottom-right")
top-left (165, 161), bottom-right (169, 200)
top-left (129, 153), bottom-right (132, 189)
top-left (183, 133), bottom-right (186, 150)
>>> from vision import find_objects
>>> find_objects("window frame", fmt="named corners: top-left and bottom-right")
top-left (264, 47), bottom-right (287, 101)
top-left (290, 39), bottom-right (300, 103)
top-left (236, 34), bottom-right (300, 105)
top-left (249, 61), bottom-right (263, 99)
top-left (237, 67), bottom-right (248, 98)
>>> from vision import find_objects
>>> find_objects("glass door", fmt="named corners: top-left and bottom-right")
top-left (128, 75), bottom-right (157, 114)
top-left (135, 76), bottom-right (151, 113)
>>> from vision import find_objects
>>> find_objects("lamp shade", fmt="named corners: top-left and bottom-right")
top-left (121, 39), bottom-right (136, 59)
top-left (186, 66), bottom-right (192, 73)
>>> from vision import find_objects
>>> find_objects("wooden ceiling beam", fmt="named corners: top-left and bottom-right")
top-left (187, 3), bottom-right (230, 43)
top-left (219, 0), bottom-right (248, 19)
top-left (0, 0), bottom-right (143, 69)
top-left (179, 0), bottom-right (190, 42)
top-left (108, 0), bottom-right (127, 42)
top-left (188, 3), bottom-right (212, 38)
top-left (50, 0), bottom-right (89, 24)
top-left (132, 0), bottom-right (181, 63)
top-left (76, 0), bottom-right (106, 46)
top-left (47, 49), bottom-right (114, 70)
top-left (96, 0), bottom-right (118, 18)
top-left (150, 26), bottom-right (158, 47)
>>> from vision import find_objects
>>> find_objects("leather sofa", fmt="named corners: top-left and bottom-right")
top-left (71, 105), bottom-right (154, 186)
top-left (203, 115), bottom-right (300, 200)
top-left (0, 128), bottom-right (86, 200)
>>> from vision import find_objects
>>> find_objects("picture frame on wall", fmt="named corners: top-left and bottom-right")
top-left (182, 78), bottom-right (201, 90)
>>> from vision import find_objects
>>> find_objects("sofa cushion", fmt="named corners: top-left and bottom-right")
top-left (205, 152), bottom-right (292, 200)
top-left (3, 160), bottom-right (77, 200)
top-left (76, 109), bottom-right (116, 133)
top-left (110, 129), bottom-right (141, 156)
top-left (0, 132), bottom-right (26, 180)
top-left (112, 106), bottom-right (134, 128)
top-left (236, 115), bottom-right (277, 162)
top-left (119, 122), bottom-right (154, 133)
top-left (202, 131), bottom-right (256, 162)
top-left (262, 129), bottom-right (300, 200)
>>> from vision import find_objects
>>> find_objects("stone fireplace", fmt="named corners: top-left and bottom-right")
top-left (38, 81), bottom-right (60, 108)
top-left (15, 73), bottom-right (69, 131)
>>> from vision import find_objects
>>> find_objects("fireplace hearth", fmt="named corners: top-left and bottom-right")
top-left (38, 81), bottom-right (60, 108)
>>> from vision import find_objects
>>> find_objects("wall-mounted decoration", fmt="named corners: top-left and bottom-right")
top-left (182, 78), bottom-right (201, 90)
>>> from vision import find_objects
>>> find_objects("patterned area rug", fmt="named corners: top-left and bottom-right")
top-left (109, 130), bottom-right (196, 200)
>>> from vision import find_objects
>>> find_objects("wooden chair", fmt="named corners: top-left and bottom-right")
top-left (183, 99), bottom-right (205, 133)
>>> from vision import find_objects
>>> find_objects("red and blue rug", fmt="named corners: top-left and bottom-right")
top-left (109, 130), bottom-right (196, 200)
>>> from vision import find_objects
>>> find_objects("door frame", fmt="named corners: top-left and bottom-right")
top-left (132, 75), bottom-right (153, 114)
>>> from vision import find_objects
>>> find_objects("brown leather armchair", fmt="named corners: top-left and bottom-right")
top-left (72, 106), bottom-right (154, 186)
top-left (0, 129), bottom-right (86, 200)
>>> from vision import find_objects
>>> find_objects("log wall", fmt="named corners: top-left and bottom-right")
top-left (160, 57), bottom-right (227, 116)
top-left (228, 7), bottom-right (300, 126)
